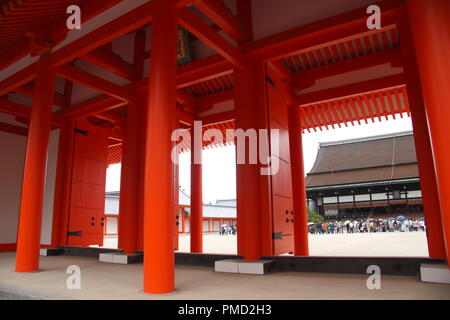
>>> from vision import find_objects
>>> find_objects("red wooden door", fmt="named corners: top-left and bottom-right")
top-left (267, 80), bottom-right (294, 255)
top-left (67, 121), bottom-right (108, 246)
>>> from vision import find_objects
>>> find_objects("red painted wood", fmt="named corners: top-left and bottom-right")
top-left (15, 54), bottom-right (55, 272)
top-left (0, 243), bottom-right (17, 252)
top-left (67, 121), bottom-right (108, 247)
top-left (267, 81), bottom-right (294, 255)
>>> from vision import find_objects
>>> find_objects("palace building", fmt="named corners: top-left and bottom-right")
top-left (306, 131), bottom-right (423, 220)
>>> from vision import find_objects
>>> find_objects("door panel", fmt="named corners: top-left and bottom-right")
top-left (67, 121), bottom-right (108, 246)
top-left (267, 81), bottom-right (294, 255)
top-left (272, 195), bottom-right (293, 254)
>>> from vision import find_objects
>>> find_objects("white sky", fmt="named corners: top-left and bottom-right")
top-left (106, 115), bottom-right (413, 204)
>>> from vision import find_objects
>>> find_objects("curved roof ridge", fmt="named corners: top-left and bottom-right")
top-left (319, 130), bottom-right (413, 148)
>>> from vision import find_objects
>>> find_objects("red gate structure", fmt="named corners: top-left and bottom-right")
top-left (0, 0), bottom-right (448, 295)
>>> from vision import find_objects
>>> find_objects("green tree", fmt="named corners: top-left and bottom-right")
top-left (307, 207), bottom-right (324, 223)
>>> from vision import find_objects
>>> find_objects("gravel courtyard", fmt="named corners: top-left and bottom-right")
top-left (104, 231), bottom-right (429, 257)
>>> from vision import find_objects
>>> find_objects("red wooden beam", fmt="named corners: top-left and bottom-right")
top-left (0, 97), bottom-right (34, 119)
top-left (194, 0), bottom-right (248, 43)
top-left (178, 7), bottom-right (246, 69)
top-left (171, 0), bottom-right (200, 8)
top-left (0, 97), bottom-right (63, 126)
top-left (296, 73), bottom-right (406, 106)
top-left (14, 83), bottom-right (68, 108)
top-left (293, 47), bottom-right (402, 89)
top-left (133, 29), bottom-right (146, 80)
top-left (0, 121), bottom-right (28, 136)
top-left (176, 89), bottom-right (197, 108)
top-left (0, 64), bottom-right (36, 97)
top-left (197, 88), bottom-right (234, 111)
top-left (236, 0), bottom-right (253, 42)
top-left (95, 111), bottom-right (126, 126)
top-left (176, 54), bottom-right (233, 88)
top-left (0, 0), bottom-right (406, 110)
top-left (59, 55), bottom-right (233, 119)
top-left (200, 110), bottom-right (235, 125)
top-left (58, 95), bottom-right (128, 120)
top-left (82, 48), bottom-right (138, 81)
top-left (242, 0), bottom-right (405, 62)
top-left (0, 0), bottom-right (124, 71)
top-left (177, 108), bottom-right (195, 126)
top-left (266, 62), bottom-right (295, 104)
top-left (63, 78), bottom-right (73, 107)
top-left (50, 1), bottom-right (154, 68)
top-left (57, 65), bottom-right (134, 102)
top-left (363, 94), bottom-right (377, 123)
top-left (0, 1), bottom-right (154, 96)
top-left (267, 60), bottom-right (294, 85)
top-left (348, 97), bottom-right (362, 125)
top-left (0, 42), bottom-right (29, 74)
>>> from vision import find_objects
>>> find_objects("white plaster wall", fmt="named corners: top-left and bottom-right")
top-left (0, 127), bottom-right (59, 245)
top-left (355, 194), bottom-right (370, 201)
top-left (323, 196), bottom-right (338, 204)
top-left (408, 190), bottom-right (422, 198)
top-left (0, 132), bottom-right (26, 244)
top-left (372, 192), bottom-right (388, 200)
top-left (40, 129), bottom-right (60, 245)
top-left (339, 195), bottom-right (354, 203)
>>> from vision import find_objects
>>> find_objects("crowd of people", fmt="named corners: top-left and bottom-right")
top-left (220, 224), bottom-right (237, 235)
top-left (309, 218), bottom-right (426, 234)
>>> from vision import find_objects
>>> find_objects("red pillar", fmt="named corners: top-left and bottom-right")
top-left (407, 0), bottom-right (450, 262)
top-left (143, 0), bottom-right (178, 294)
top-left (15, 54), bottom-right (56, 272)
top-left (190, 125), bottom-right (203, 253)
top-left (118, 100), bottom-right (142, 254)
top-left (234, 62), bottom-right (265, 260)
top-left (288, 106), bottom-right (309, 256)
top-left (398, 19), bottom-right (446, 259)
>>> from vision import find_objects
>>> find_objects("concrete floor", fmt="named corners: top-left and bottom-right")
top-left (0, 252), bottom-right (449, 300)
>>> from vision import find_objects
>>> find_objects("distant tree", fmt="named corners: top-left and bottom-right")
top-left (308, 207), bottom-right (324, 223)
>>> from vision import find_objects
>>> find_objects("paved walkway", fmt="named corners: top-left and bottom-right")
top-left (0, 252), bottom-right (449, 300)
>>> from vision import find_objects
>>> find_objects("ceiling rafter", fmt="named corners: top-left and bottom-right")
top-left (194, 0), bottom-right (249, 43)
top-left (178, 7), bottom-right (246, 69)
top-left (82, 48), bottom-right (138, 81)
top-left (293, 47), bottom-right (402, 90)
top-left (57, 64), bottom-right (134, 102)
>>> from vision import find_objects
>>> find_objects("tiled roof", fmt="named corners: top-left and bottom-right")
top-left (306, 131), bottom-right (419, 187)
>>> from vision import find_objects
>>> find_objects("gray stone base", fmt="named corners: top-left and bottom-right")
top-left (420, 263), bottom-right (450, 284)
top-left (215, 259), bottom-right (275, 275)
top-left (99, 252), bottom-right (143, 264)
top-left (39, 248), bottom-right (63, 256)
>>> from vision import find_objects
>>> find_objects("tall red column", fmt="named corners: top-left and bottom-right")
top-left (407, 0), bottom-right (450, 263)
top-left (118, 100), bottom-right (142, 254)
top-left (288, 106), bottom-right (309, 256)
top-left (143, 0), bottom-right (178, 294)
top-left (234, 62), bottom-right (265, 260)
top-left (398, 19), bottom-right (446, 259)
top-left (15, 54), bottom-right (56, 272)
top-left (190, 125), bottom-right (203, 253)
